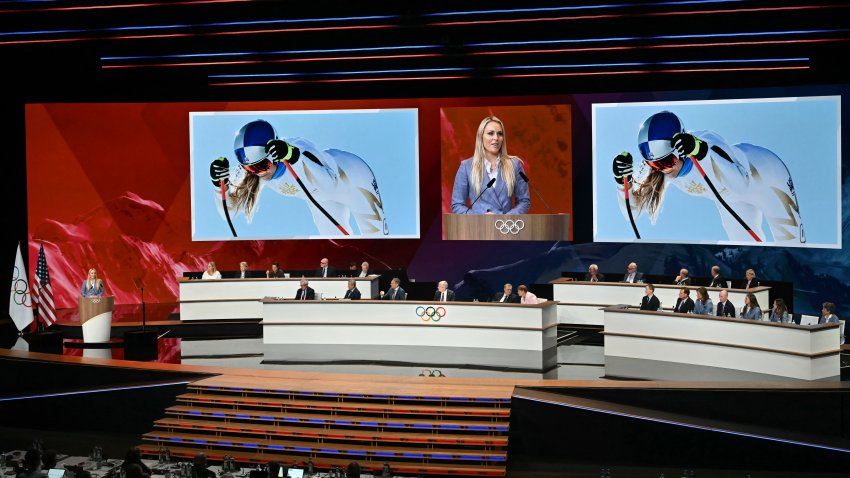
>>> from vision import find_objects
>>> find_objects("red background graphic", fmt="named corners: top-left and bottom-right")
top-left (25, 96), bottom-right (573, 309)
top-left (440, 104), bottom-right (573, 235)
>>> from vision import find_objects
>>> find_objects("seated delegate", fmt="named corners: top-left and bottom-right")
top-left (692, 287), bottom-right (714, 315)
top-left (202, 261), bottom-right (222, 280)
top-left (740, 293), bottom-right (763, 320)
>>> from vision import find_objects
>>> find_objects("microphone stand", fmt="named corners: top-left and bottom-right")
top-left (465, 178), bottom-right (496, 213)
top-left (519, 172), bottom-right (552, 213)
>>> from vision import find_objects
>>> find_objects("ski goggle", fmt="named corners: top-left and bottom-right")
top-left (645, 153), bottom-right (679, 172)
top-left (240, 157), bottom-right (274, 175)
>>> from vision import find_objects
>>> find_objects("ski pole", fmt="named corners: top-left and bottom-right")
top-left (688, 155), bottom-right (761, 242)
top-left (624, 176), bottom-right (640, 239)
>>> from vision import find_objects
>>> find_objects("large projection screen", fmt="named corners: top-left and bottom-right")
top-left (593, 96), bottom-right (841, 248)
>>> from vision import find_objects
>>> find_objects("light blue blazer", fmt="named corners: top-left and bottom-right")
top-left (741, 306), bottom-right (762, 320)
top-left (81, 279), bottom-right (104, 297)
top-left (693, 299), bottom-right (714, 315)
top-left (451, 157), bottom-right (531, 214)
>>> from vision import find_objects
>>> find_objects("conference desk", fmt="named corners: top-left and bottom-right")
top-left (261, 299), bottom-right (558, 351)
top-left (602, 305), bottom-right (841, 381)
top-left (178, 276), bottom-right (380, 321)
top-left (550, 279), bottom-right (770, 326)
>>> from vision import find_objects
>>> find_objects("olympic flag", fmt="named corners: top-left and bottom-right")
top-left (9, 242), bottom-right (34, 331)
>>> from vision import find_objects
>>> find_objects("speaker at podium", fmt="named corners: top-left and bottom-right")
top-left (78, 296), bottom-right (114, 343)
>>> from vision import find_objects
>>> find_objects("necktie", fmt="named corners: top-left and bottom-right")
top-left (500, 295), bottom-right (506, 302)
top-left (301, 289), bottom-right (306, 300)
top-left (323, 267), bottom-right (327, 278)
top-left (629, 273), bottom-right (634, 283)
top-left (392, 289), bottom-right (397, 300)
top-left (441, 292), bottom-right (446, 302)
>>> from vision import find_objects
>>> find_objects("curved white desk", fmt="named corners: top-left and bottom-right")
top-left (261, 299), bottom-right (558, 351)
top-left (602, 305), bottom-right (840, 381)
top-left (179, 276), bottom-right (380, 321)
top-left (550, 279), bottom-right (770, 326)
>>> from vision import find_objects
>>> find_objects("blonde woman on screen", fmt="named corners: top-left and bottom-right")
top-left (451, 116), bottom-right (530, 214)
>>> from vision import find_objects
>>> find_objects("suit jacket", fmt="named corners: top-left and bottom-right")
top-left (358, 269), bottom-right (371, 277)
top-left (383, 287), bottom-right (407, 300)
top-left (493, 292), bottom-right (520, 303)
top-left (742, 278), bottom-right (760, 289)
top-left (584, 272), bottom-right (606, 282)
top-left (344, 287), bottom-right (361, 300)
top-left (433, 289), bottom-right (456, 302)
top-left (709, 275), bottom-right (728, 288)
top-left (316, 266), bottom-right (336, 278)
top-left (450, 157), bottom-right (531, 214)
top-left (295, 287), bottom-right (315, 300)
top-left (675, 277), bottom-right (691, 286)
top-left (622, 272), bottom-right (645, 283)
top-left (819, 313), bottom-right (839, 325)
top-left (640, 294), bottom-right (660, 311)
top-left (268, 269), bottom-right (286, 278)
top-left (235, 270), bottom-right (261, 279)
top-left (716, 300), bottom-right (736, 317)
top-left (674, 297), bottom-right (695, 313)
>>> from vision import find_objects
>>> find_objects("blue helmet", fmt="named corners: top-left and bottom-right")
top-left (234, 120), bottom-right (277, 167)
top-left (637, 111), bottom-right (684, 162)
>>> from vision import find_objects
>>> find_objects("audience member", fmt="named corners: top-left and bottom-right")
top-left (316, 258), bottom-right (335, 278)
top-left (202, 261), bottom-right (222, 280)
top-left (693, 287), bottom-right (714, 315)
top-left (819, 302), bottom-right (839, 324)
top-left (640, 284), bottom-right (660, 311)
top-left (267, 262), bottom-right (286, 278)
top-left (344, 279), bottom-right (361, 300)
top-left (267, 462), bottom-right (281, 478)
top-left (382, 278), bottom-right (406, 300)
top-left (16, 448), bottom-right (45, 478)
top-left (348, 262), bottom-right (358, 275)
top-left (237, 261), bottom-right (253, 279)
top-left (191, 454), bottom-right (216, 478)
top-left (433, 281), bottom-right (455, 302)
top-left (358, 261), bottom-right (371, 277)
top-left (621, 262), bottom-right (644, 283)
top-left (295, 279), bottom-right (315, 300)
top-left (709, 266), bottom-right (727, 288)
top-left (674, 287), bottom-right (695, 313)
top-left (742, 268), bottom-right (760, 289)
top-left (769, 298), bottom-right (790, 323)
top-left (346, 462), bottom-right (361, 478)
top-left (123, 464), bottom-right (148, 478)
top-left (741, 293), bottom-right (763, 320)
top-left (493, 283), bottom-right (520, 303)
top-left (716, 289), bottom-right (736, 317)
top-left (674, 268), bottom-right (690, 286)
top-left (121, 447), bottom-right (151, 475)
top-left (584, 264), bottom-right (605, 282)
top-left (518, 284), bottom-right (538, 304)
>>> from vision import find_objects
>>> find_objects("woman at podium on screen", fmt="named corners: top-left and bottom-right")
top-left (451, 116), bottom-right (530, 214)
top-left (80, 268), bottom-right (104, 297)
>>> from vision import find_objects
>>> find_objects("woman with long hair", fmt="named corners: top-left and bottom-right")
top-left (741, 293), bottom-right (763, 320)
top-left (210, 119), bottom-right (388, 236)
top-left (692, 286), bottom-right (714, 315)
top-left (80, 268), bottom-right (104, 297)
top-left (769, 298), bottom-right (790, 323)
top-left (612, 111), bottom-right (804, 244)
top-left (451, 116), bottom-right (530, 214)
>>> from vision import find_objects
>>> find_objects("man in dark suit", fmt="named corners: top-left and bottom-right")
top-left (343, 279), bottom-right (361, 300)
top-left (358, 261), bottom-right (371, 277)
top-left (640, 284), bottom-right (661, 311)
top-left (716, 289), bottom-right (736, 317)
top-left (622, 262), bottom-right (645, 283)
top-left (674, 268), bottom-right (691, 286)
top-left (709, 266), bottom-right (728, 288)
top-left (433, 280), bottom-right (455, 302)
top-left (674, 287), bottom-right (695, 313)
top-left (295, 279), bottom-right (315, 300)
top-left (584, 264), bottom-right (605, 282)
top-left (382, 277), bottom-right (406, 300)
top-left (316, 258), bottom-right (335, 278)
top-left (493, 283), bottom-right (520, 303)
top-left (267, 262), bottom-right (286, 278)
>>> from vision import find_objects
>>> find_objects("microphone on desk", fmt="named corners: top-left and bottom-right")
top-left (519, 171), bottom-right (553, 213)
top-left (465, 178), bottom-right (496, 213)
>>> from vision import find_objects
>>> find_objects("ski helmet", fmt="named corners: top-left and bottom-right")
top-left (638, 111), bottom-right (684, 172)
top-left (234, 120), bottom-right (277, 175)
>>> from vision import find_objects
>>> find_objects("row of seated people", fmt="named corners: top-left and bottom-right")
top-left (638, 284), bottom-right (842, 326)
top-left (201, 258), bottom-right (375, 280)
top-left (293, 279), bottom-right (540, 304)
top-left (586, 263), bottom-right (762, 289)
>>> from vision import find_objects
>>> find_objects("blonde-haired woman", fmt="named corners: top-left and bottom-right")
top-left (81, 268), bottom-right (105, 297)
top-left (202, 261), bottom-right (222, 280)
top-left (451, 116), bottom-right (530, 214)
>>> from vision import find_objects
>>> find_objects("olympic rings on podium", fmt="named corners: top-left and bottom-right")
top-left (415, 306), bottom-right (446, 321)
top-left (494, 219), bottom-right (524, 235)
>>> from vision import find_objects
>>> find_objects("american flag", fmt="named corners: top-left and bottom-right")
top-left (32, 244), bottom-right (56, 327)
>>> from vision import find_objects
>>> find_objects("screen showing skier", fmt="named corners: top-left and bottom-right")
top-left (592, 96), bottom-right (841, 248)
top-left (190, 108), bottom-right (420, 240)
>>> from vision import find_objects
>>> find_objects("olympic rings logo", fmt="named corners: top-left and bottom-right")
top-left (494, 219), bottom-right (524, 235)
top-left (10, 266), bottom-right (32, 307)
top-left (416, 306), bottom-right (446, 322)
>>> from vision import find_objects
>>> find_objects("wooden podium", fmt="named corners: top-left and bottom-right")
top-left (78, 296), bottom-right (114, 343)
top-left (444, 213), bottom-right (570, 240)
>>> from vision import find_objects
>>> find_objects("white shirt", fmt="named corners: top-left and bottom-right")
top-left (202, 270), bottom-right (222, 280)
